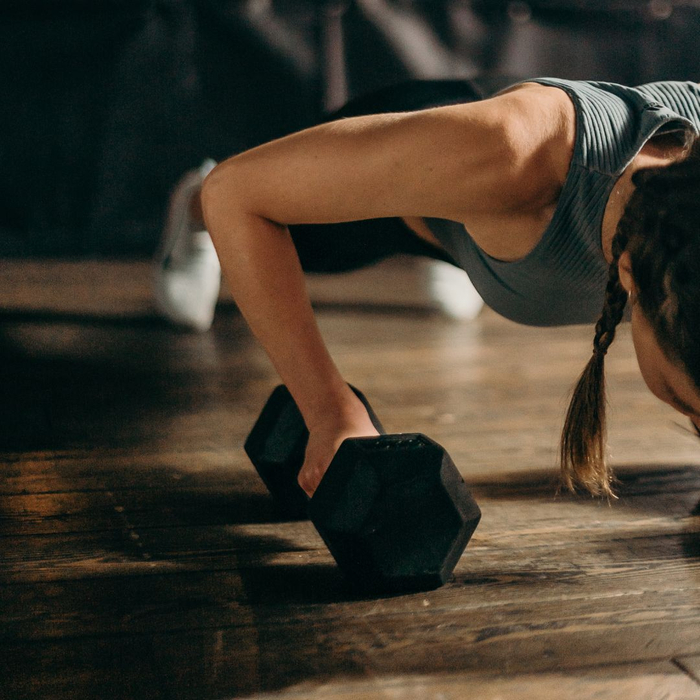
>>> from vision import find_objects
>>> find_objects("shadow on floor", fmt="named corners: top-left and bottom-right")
top-left (0, 316), bottom-right (260, 452)
top-left (468, 465), bottom-right (700, 515)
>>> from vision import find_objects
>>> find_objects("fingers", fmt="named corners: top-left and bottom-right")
top-left (297, 411), bottom-right (381, 498)
top-left (298, 459), bottom-right (326, 498)
top-left (297, 470), bottom-right (316, 499)
top-left (297, 429), bottom-right (338, 497)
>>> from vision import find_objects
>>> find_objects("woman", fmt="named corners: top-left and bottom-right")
top-left (167, 78), bottom-right (700, 498)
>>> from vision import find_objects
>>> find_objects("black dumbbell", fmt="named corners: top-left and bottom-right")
top-left (245, 385), bottom-right (481, 593)
top-left (245, 384), bottom-right (385, 520)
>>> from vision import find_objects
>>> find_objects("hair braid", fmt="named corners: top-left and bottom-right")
top-left (593, 231), bottom-right (631, 356)
top-left (560, 230), bottom-right (630, 496)
top-left (561, 135), bottom-right (700, 497)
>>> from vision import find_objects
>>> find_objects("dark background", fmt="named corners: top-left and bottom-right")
top-left (2, 0), bottom-right (699, 258)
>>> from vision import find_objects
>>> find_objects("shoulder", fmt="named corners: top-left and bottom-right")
top-left (478, 81), bottom-right (577, 210)
top-left (440, 83), bottom-right (577, 258)
top-left (401, 84), bottom-right (577, 219)
top-left (479, 80), bottom-right (576, 142)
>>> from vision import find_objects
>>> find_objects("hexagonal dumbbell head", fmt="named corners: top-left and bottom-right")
top-left (308, 434), bottom-right (481, 593)
top-left (244, 385), bottom-right (310, 519)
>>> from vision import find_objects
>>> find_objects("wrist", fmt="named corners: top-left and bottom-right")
top-left (301, 381), bottom-right (372, 433)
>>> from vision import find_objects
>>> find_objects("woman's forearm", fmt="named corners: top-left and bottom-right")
top-left (201, 177), bottom-right (365, 430)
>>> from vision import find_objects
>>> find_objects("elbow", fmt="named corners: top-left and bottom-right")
top-left (200, 160), bottom-right (256, 251)
top-left (200, 159), bottom-right (280, 250)
top-left (200, 161), bottom-right (238, 233)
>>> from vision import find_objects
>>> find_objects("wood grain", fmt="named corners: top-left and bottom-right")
top-left (2, 259), bottom-right (700, 699)
top-left (677, 656), bottom-right (700, 687)
top-left (238, 664), bottom-right (700, 700)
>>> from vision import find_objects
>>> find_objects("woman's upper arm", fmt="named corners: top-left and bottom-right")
top-left (202, 85), bottom-right (573, 228)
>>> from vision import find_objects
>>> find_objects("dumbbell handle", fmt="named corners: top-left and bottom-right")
top-left (349, 385), bottom-right (385, 434)
top-left (245, 384), bottom-right (384, 518)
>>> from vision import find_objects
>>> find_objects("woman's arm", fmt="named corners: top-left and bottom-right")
top-left (201, 84), bottom-right (573, 494)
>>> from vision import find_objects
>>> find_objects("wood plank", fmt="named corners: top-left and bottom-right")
top-left (4, 259), bottom-right (700, 699)
top-left (0, 636), bottom-right (166, 700)
top-left (0, 257), bottom-right (464, 317)
top-left (2, 491), bottom-right (699, 580)
top-left (2, 458), bottom-right (698, 578)
top-left (10, 596), bottom-right (698, 700)
top-left (3, 291), bottom-right (700, 478)
top-left (1, 450), bottom-right (698, 537)
top-left (3, 521), bottom-right (700, 648)
top-left (3, 488), bottom-right (698, 687)
top-left (147, 618), bottom-right (700, 698)
top-left (0, 260), bottom-right (157, 316)
top-left (234, 663), bottom-right (700, 700)
top-left (2, 636), bottom-right (697, 700)
top-left (0, 518), bottom-right (696, 583)
top-left (3, 444), bottom-right (698, 499)
top-left (0, 448), bottom-right (259, 496)
top-left (677, 656), bottom-right (700, 686)
top-left (0, 483), bottom-right (282, 537)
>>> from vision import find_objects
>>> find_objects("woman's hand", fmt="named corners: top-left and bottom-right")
top-left (298, 412), bottom-right (380, 497)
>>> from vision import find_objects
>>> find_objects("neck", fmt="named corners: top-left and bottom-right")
top-left (601, 169), bottom-right (635, 264)
top-left (601, 138), bottom-right (686, 264)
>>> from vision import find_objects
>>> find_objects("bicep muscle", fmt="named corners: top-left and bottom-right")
top-left (203, 85), bottom-right (571, 229)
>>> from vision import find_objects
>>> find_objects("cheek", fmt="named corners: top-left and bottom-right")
top-left (630, 313), bottom-right (666, 402)
top-left (636, 354), bottom-right (666, 402)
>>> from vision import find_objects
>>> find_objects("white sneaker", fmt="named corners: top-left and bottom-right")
top-left (427, 260), bottom-right (484, 321)
top-left (153, 159), bottom-right (220, 332)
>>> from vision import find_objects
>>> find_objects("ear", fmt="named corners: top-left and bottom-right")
top-left (617, 251), bottom-right (636, 297)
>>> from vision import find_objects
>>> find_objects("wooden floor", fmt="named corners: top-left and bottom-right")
top-left (2, 259), bottom-right (700, 700)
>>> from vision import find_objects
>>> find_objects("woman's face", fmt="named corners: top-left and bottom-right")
top-left (630, 305), bottom-right (700, 433)
top-left (620, 252), bottom-right (700, 433)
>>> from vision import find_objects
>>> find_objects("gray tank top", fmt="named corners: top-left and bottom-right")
top-left (425, 78), bottom-right (700, 326)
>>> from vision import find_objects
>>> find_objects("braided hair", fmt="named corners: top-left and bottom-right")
top-left (561, 134), bottom-right (700, 496)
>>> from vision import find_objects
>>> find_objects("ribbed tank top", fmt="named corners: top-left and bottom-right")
top-left (424, 78), bottom-right (700, 326)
